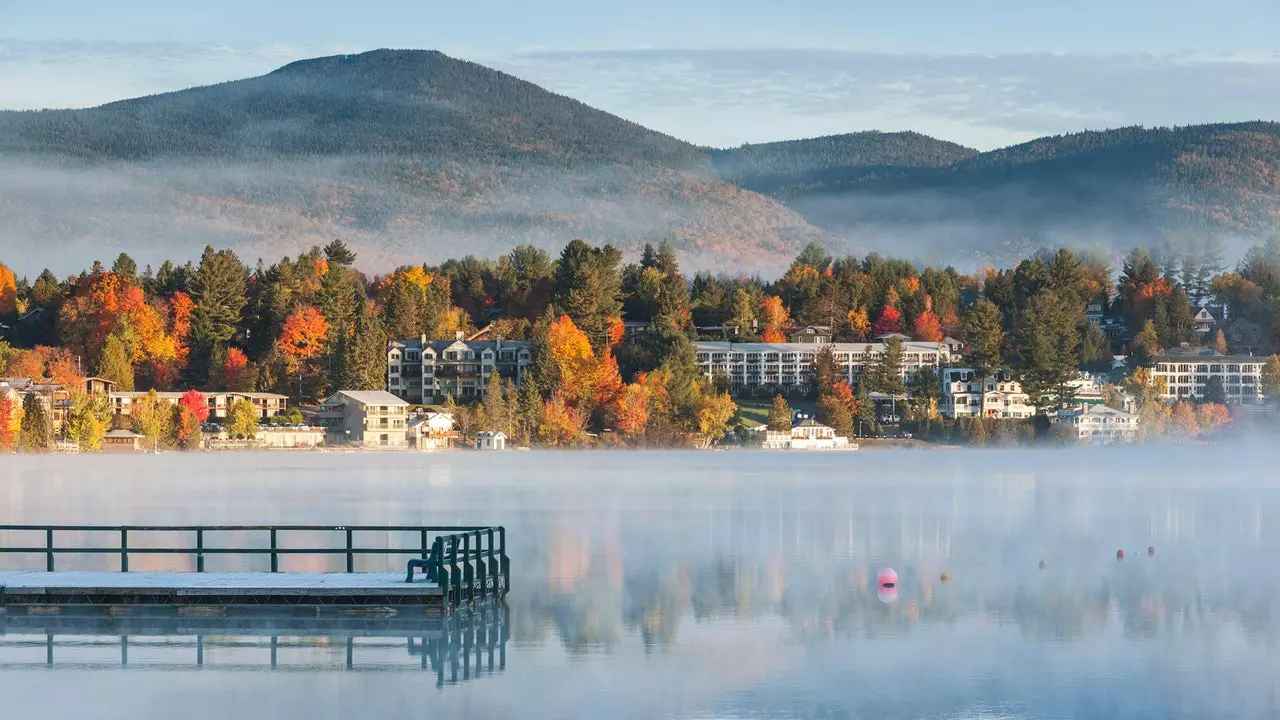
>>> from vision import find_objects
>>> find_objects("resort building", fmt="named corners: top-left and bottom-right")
top-left (1151, 355), bottom-right (1266, 405)
top-left (388, 333), bottom-right (533, 405)
top-left (316, 390), bottom-right (409, 448)
top-left (108, 391), bottom-right (288, 419)
top-left (940, 369), bottom-right (1035, 420)
top-left (694, 341), bottom-right (953, 394)
top-left (763, 418), bottom-right (853, 450)
top-left (1051, 405), bottom-right (1140, 443)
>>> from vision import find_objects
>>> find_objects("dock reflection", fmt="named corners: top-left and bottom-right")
top-left (0, 604), bottom-right (508, 686)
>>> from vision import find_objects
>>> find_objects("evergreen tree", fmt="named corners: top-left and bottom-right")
top-left (323, 239), bottom-right (357, 266)
top-left (111, 252), bottom-right (137, 278)
top-left (19, 393), bottom-right (51, 452)
top-left (1203, 376), bottom-right (1228, 405)
top-left (96, 333), bottom-right (135, 391)
top-left (381, 278), bottom-right (423, 340)
top-left (552, 239), bottom-right (623, 351)
top-left (529, 307), bottom-right (560, 392)
top-left (855, 384), bottom-right (878, 436)
top-left (341, 295), bottom-right (388, 390)
top-left (813, 345), bottom-right (840, 397)
top-left (1130, 319), bottom-right (1162, 368)
top-left (482, 370), bottom-right (509, 432)
top-left (1078, 321), bottom-right (1113, 372)
top-left (727, 287), bottom-right (758, 340)
top-left (516, 376), bottom-right (543, 445)
top-left (187, 246), bottom-right (247, 385)
top-left (31, 269), bottom-right (60, 307)
top-left (766, 394), bottom-right (792, 431)
top-left (1015, 291), bottom-right (1081, 411)
top-left (963, 300), bottom-right (1004, 378)
top-left (866, 336), bottom-right (906, 394)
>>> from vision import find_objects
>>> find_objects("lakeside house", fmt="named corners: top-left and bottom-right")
top-left (407, 411), bottom-right (457, 449)
top-left (940, 369), bottom-right (1034, 420)
top-left (316, 390), bottom-right (409, 448)
top-left (474, 430), bottom-right (507, 450)
top-left (387, 333), bottom-right (533, 405)
top-left (102, 429), bottom-right (145, 452)
top-left (1051, 405), bottom-right (1140, 443)
top-left (764, 419), bottom-right (853, 450)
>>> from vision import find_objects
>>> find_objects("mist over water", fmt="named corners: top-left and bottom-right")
top-left (2, 446), bottom-right (1279, 719)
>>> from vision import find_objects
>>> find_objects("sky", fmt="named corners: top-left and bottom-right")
top-left (2, 0), bottom-right (1279, 150)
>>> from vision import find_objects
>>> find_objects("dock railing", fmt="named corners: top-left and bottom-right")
top-left (0, 524), bottom-right (509, 608)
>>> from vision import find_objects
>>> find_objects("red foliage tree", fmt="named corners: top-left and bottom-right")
top-left (0, 393), bottom-right (18, 450)
top-left (872, 305), bottom-right (903, 337)
top-left (219, 348), bottom-right (253, 391)
top-left (178, 389), bottom-right (210, 424)
top-left (277, 306), bottom-right (329, 372)
top-left (913, 310), bottom-right (943, 342)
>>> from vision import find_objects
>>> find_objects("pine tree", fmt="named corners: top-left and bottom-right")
top-left (517, 376), bottom-right (544, 445)
top-left (1015, 291), bottom-right (1081, 411)
top-left (323, 239), bottom-right (357, 266)
top-left (96, 332), bottom-right (135, 391)
top-left (813, 345), bottom-right (840, 397)
top-left (482, 370), bottom-right (508, 432)
top-left (342, 295), bottom-right (388, 391)
top-left (111, 252), bottom-right (137, 278)
top-left (867, 336), bottom-right (906, 395)
top-left (19, 392), bottom-right (51, 452)
top-left (1203, 376), bottom-right (1228, 405)
top-left (187, 246), bottom-right (247, 385)
top-left (855, 384), bottom-right (878, 436)
top-left (964, 299), bottom-right (1004, 378)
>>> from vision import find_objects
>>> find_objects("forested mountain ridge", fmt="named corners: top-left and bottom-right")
top-left (0, 49), bottom-right (823, 274)
top-left (718, 122), bottom-right (1280, 265)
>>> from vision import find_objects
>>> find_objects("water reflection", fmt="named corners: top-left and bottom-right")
top-left (2, 447), bottom-right (1279, 719)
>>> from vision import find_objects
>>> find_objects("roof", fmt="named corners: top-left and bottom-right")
top-left (695, 341), bottom-right (949, 354)
top-left (104, 429), bottom-right (145, 439)
top-left (230, 392), bottom-right (289, 400)
top-left (0, 378), bottom-right (34, 391)
top-left (325, 390), bottom-right (409, 406)
top-left (476, 430), bottom-right (507, 437)
top-left (389, 338), bottom-right (532, 352)
top-left (1153, 354), bottom-right (1267, 365)
top-left (793, 418), bottom-right (832, 429)
top-left (1056, 405), bottom-right (1137, 419)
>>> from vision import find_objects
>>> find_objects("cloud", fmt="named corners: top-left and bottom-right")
top-left (488, 49), bottom-right (1280, 150)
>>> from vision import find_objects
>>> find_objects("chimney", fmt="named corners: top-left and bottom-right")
top-left (456, 330), bottom-right (464, 341)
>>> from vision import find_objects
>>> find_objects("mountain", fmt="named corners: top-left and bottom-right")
top-left (0, 49), bottom-right (823, 274)
top-left (709, 131), bottom-right (978, 197)
top-left (713, 123), bottom-right (1280, 265)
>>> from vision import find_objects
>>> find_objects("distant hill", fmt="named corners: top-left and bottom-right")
top-left (0, 50), bottom-right (823, 274)
top-left (713, 123), bottom-right (1280, 265)
top-left (709, 131), bottom-right (978, 197)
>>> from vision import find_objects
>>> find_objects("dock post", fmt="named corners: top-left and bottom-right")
top-left (499, 526), bottom-right (509, 593)
top-left (345, 529), bottom-right (354, 573)
top-left (196, 529), bottom-right (204, 572)
top-left (462, 533), bottom-right (473, 606)
top-left (120, 528), bottom-right (129, 573)
top-left (45, 528), bottom-right (54, 572)
top-left (269, 528), bottom-right (278, 573)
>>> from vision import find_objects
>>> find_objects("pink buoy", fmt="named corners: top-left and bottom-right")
top-left (1116, 549), bottom-right (1124, 561)
top-left (1147, 546), bottom-right (1155, 557)
top-left (877, 586), bottom-right (898, 604)
top-left (877, 568), bottom-right (898, 588)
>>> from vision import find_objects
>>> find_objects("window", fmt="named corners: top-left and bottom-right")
top-left (380, 434), bottom-right (389, 446)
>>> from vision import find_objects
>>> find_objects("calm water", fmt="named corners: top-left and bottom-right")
top-left (2, 446), bottom-right (1279, 719)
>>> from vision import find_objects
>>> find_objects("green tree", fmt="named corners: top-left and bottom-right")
top-left (1014, 291), bottom-right (1081, 411)
top-left (226, 398), bottom-right (258, 439)
top-left (963, 299), bottom-right (1004, 419)
top-left (552, 239), bottom-right (623, 351)
top-left (727, 287), bottom-right (758, 340)
top-left (131, 390), bottom-right (173, 449)
top-left (187, 246), bottom-right (247, 385)
top-left (516, 375), bottom-right (544, 445)
top-left (19, 392), bottom-right (51, 452)
top-left (1202, 376), bottom-right (1228, 405)
top-left (813, 345), bottom-right (840, 397)
top-left (341, 295), bottom-right (388, 391)
top-left (111, 252), bottom-right (137, 279)
top-left (766, 394), bottom-right (792, 431)
top-left (323, 239), bottom-right (357, 266)
top-left (866, 336), bottom-right (905, 394)
top-left (1263, 355), bottom-right (1280, 402)
top-left (1131, 319), bottom-right (1162, 368)
top-left (1078, 321), bottom-right (1113, 372)
top-left (65, 391), bottom-right (110, 452)
top-left (855, 384), bottom-right (878, 436)
top-left (482, 369), bottom-right (510, 433)
top-left (96, 332), bottom-right (135, 391)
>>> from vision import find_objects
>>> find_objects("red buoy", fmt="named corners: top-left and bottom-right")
top-left (1116, 549), bottom-right (1125, 561)
top-left (1147, 546), bottom-right (1155, 557)
top-left (877, 568), bottom-right (898, 588)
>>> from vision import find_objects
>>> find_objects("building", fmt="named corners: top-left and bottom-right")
top-left (206, 425), bottom-right (325, 449)
top-left (789, 325), bottom-right (833, 344)
top-left (316, 390), bottom-right (409, 448)
top-left (0, 378), bottom-right (70, 428)
top-left (1051, 405), bottom-right (1140, 443)
top-left (940, 368), bottom-right (1034, 419)
top-left (695, 341), bottom-right (953, 394)
top-left (1193, 307), bottom-right (1219, 336)
top-left (407, 411), bottom-right (457, 449)
top-left (102, 429), bottom-right (145, 452)
top-left (763, 418), bottom-right (852, 450)
top-left (388, 334), bottom-right (533, 405)
top-left (108, 391), bottom-right (288, 419)
top-left (1152, 355), bottom-right (1266, 405)
top-left (474, 430), bottom-right (507, 451)
top-left (83, 377), bottom-right (118, 396)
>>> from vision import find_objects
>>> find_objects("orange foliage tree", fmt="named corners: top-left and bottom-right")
top-left (178, 390), bottom-right (211, 424)
top-left (218, 348), bottom-right (254, 391)
top-left (547, 314), bottom-right (598, 404)
top-left (277, 306), bottom-right (330, 372)
top-left (913, 310), bottom-right (943, 342)
top-left (58, 272), bottom-right (177, 375)
top-left (608, 383), bottom-right (651, 437)
top-left (0, 392), bottom-right (18, 450)
top-left (1171, 401), bottom-right (1200, 438)
top-left (5, 346), bottom-right (83, 387)
top-left (759, 296), bottom-right (790, 343)
top-left (847, 307), bottom-right (871, 341)
top-left (170, 290), bottom-right (195, 366)
top-left (1196, 403), bottom-right (1231, 433)
top-left (0, 261), bottom-right (16, 316)
top-left (539, 393), bottom-right (585, 446)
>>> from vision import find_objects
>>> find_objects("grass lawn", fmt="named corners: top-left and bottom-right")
top-left (736, 396), bottom-right (817, 428)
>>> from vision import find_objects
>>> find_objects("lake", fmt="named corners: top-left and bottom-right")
top-left (1, 446), bottom-right (1278, 719)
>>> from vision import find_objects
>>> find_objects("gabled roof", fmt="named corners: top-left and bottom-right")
top-left (104, 429), bottom-right (145, 439)
top-left (325, 390), bottom-right (409, 406)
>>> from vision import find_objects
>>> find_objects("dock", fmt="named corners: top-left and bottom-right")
top-left (0, 525), bottom-right (509, 613)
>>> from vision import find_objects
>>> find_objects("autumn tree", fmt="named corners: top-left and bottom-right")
top-left (552, 240), bottom-right (624, 351)
top-left (913, 309), bottom-right (942, 342)
top-left (546, 314), bottom-right (598, 408)
top-left (846, 307), bottom-right (871, 341)
top-left (1171, 401), bottom-right (1200, 439)
top-left (226, 398), bottom-right (258, 439)
top-left (607, 383), bottom-right (651, 438)
top-left (539, 392), bottom-right (585, 446)
top-left (872, 304), bottom-right (902, 337)
top-left (758, 296), bottom-right (790, 343)
top-left (19, 393), bottom-right (51, 452)
top-left (0, 392), bottom-right (20, 450)
top-left (695, 391), bottom-right (736, 448)
top-left (817, 379), bottom-right (855, 439)
top-left (130, 390), bottom-right (173, 449)
top-left (1211, 329), bottom-right (1228, 355)
top-left (96, 333), bottom-right (135, 391)
top-left (277, 306), bottom-right (329, 398)
top-left (65, 391), bottom-right (110, 452)
top-left (0, 261), bottom-right (16, 316)
top-left (218, 348), bottom-right (255, 391)
top-left (767, 394), bottom-right (792, 431)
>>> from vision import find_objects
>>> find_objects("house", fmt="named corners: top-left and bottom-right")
top-left (1193, 307), bottom-right (1218, 335)
top-left (206, 425), bottom-right (325, 449)
top-left (763, 418), bottom-right (852, 450)
top-left (102, 429), bottom-right (145, 452)
top-left (789, 325), bottom-right (833, 344)
top-left (83, 377), bottom-right (118, 396)
top-left (696, 341), bottom-right (953, 394)
top-left (1221, 319), bottom-right (1264, 356)
top-left (1051, 405), bottom-right (1140, 443)
top-left (228, 392), bottom-right (289, 419)
top-left (388, 333), bottom-right (533, 404)
top-left (941, 336), bottom-right (965, 355)
top-left (474, 430), bottom-right (507, 451)
top-left (316, 390), bottom-right (409, 448)
top-left (407, 411), bottom-right (457, 449)
top-left (1151, 355), bottom-right (1266, 405)
top-left (1, 378), bottom-right (70, 428)
top-left (940, 368), bottom-right (1034, 419)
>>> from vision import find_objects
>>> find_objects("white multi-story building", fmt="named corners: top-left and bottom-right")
top-left (316, 390), bottom-right (409, 448)
top-left (388, 333), bottom-right (533, 405)
top-left (108, 391), bottom-right (288, 419)
top-left (1151, 355), bottom-right (1266, 405)
top-left (763, 418), bottom-right (853, 450)
top-left (694, 341), bottom-right (953, 394)
top-left (940, 368), bottom-right (1035, 420)
top-left (1051, 405), bottom-right (1140, 443)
